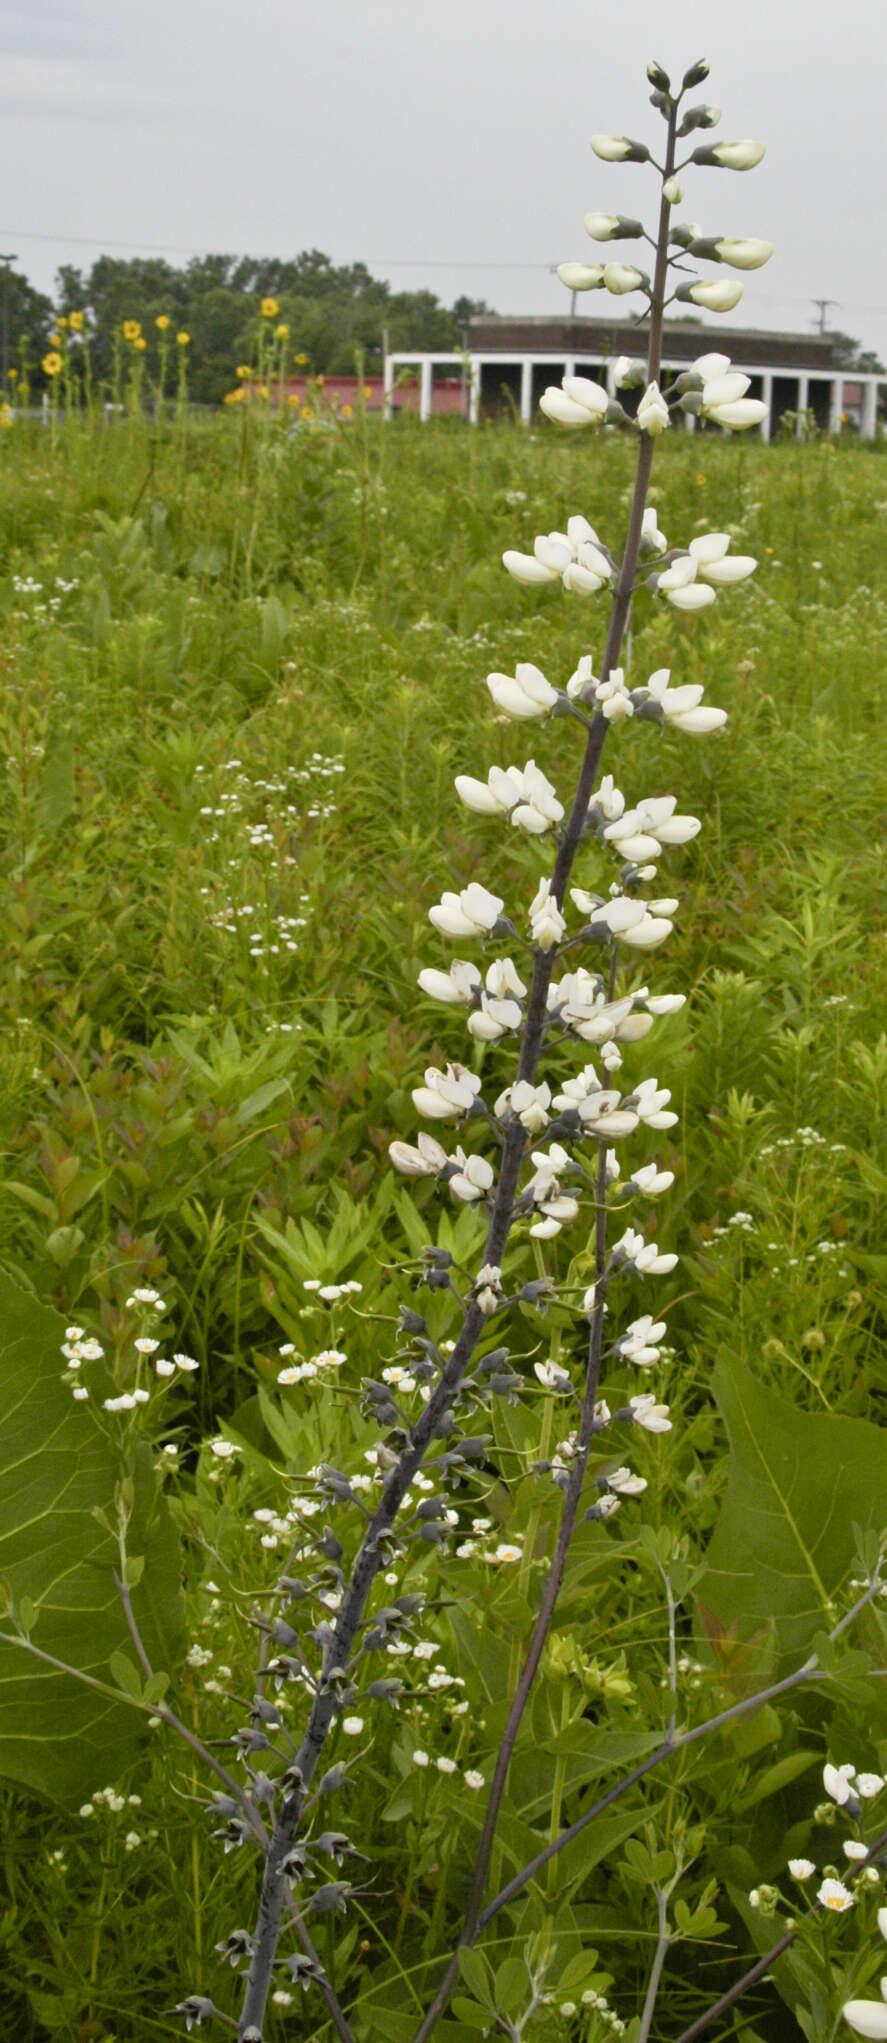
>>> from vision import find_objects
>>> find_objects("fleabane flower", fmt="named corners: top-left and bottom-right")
top-left (637, 381), bottom-right (670, 436)
top-left (788, 1858), bottom-right (817, 1881)
top-left (529, 878), bottom-right (566, 950)
top-left (429, 882), bottom-right (504, 938)
top-left (487, 663), bottom-right (559, 719)
top-left (411, 1064), bottom-right (482, 1122)
top-left (817, 1876), bottom-right (854, 1912)
top-left (539, 376), bottom-right (609, 427)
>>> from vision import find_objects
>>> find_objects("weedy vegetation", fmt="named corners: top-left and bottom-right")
top-left (1, 56), bottom-right (887, 2043)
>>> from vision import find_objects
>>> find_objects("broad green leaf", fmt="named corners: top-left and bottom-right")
top-left (700, 1360), bottom-right (887, 1667)
top-left (0, 1271), bottom-right (187, 1801)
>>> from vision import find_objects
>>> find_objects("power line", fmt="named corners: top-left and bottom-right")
top-left (2, 224), bottom-right (887, 319)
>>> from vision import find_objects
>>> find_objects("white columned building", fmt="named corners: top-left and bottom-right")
top-left (382, 327), bottom-right (882, 440)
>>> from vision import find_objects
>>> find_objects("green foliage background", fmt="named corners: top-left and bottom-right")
top-left (0, 405), bottom-right (885, 2041)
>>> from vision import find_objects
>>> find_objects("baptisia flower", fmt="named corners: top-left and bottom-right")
top-left (637, 381), bottom-right (670, 435)
top-left (629, 1393), bottom-right (673, 1431)
top-left (619, 1315), bottom-right (668, 1367)
top-left (615, 1230), bottom-right (678, 1279)
top-left (636, 667), bottom-right (727, 735)
top-left (503, 513), bottom-right (614, 594)
top-left (539, 377), bottom-right (610, 428)
top-left (689, 235), bottom-right (773, 271)
top-left (529, 877), bottom-right (566, 950)
top-left (411, 1063), bottom-right (481, 1122)
top-left (613, 355), bottom-right (647, 389)
top-left (455, 760), bottom-right (564, 834)
top-left (548, 974), bottom-right (652, 1046)
top-left (691, 139), bottom-right (766, 171)
top-left (677, 278), bottom-right (743, 314)
top-left (584, 212), bottom-right (644, 241)
top-left (535, 1359), bottom-right (573, 1390)
top-left (570, 888), bottom-right (676, 950)
top-left (552, 1065), bottom-right (639, 1140)
top-left (523, 1144), bottom-right (581, 1237)
top-left (389, 1132), bottom-right (450, 1178)
top-left (602, 262), bottom-right (649, 296)
top-left (448, 1151), bottom-right (495, 1204)
top-left (641, 507), bottom-right (668, 555)
top-left (418, 954), bottom-right (526, 1043)
top-left (487, 663), bottom-right (559, 719)
top-left (556, 263), bottom-right (605, 293)
top-left (429, 882), bottom-right (504, 937)
top-left (843, 1984), bottom-right (887, 2040)
top-left (676, 359), bottom-right (768, 431)
top-left (590, 134), bottom-right (650, 163)
top-left (824, 1762), bottom-right (859, 1808)
top-left (597, 793), bottom-right (701, 862)
top-left (494, 1079), bottom-right (551, 1134)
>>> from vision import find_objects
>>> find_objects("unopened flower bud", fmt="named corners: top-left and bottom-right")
top-left (682, 58), bottom-right (711, 89)
top-left (646, 59), bottom-right (671, 90)
top-left (662, 176), bottom-right (683, 205)
top-left (590, 135), bottom-right (650, 164)
top-left (693, 140), bottom-right (767, 171)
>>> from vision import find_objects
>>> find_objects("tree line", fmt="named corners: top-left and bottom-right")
top-left (1, 251), bottom-right (493, 405)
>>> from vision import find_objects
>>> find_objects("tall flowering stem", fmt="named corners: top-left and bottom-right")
top-left (227, 53), bottom-right (771, 2042)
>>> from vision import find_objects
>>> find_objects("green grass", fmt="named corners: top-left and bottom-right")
top-left (1, 408), bottom-right (886, 2042)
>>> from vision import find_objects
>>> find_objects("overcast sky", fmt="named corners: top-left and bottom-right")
top-left (1, 0), bottom-right (885, 362)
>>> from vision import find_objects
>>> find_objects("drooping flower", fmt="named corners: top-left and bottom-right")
top-left (487, 663), bottom-right (559, 719)
top-left (411, 1064), bottom-right (482, 1122)
top-left (429, 883), bottom-right (504, 938)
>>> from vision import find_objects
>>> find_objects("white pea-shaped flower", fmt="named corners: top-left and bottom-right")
top-left (843, 1986), bottom-right (887, 2039)
top-left (449, 1153), bottom-right (495, 1204)
top-left (692, 139), bottom-right (766, 170)
top-left (429, 882), bottom-right (504, 937)
top-left (487, 663), bottom-right (559, 720)
top-left (556, 262), bottom-right (605, 292)
top-left (411, 1063), bottom-right (482, 1122)
top-left (679, 278), bottom-right (744, 313)
top-left (389, 1133), bottom-right (449, 1178)
top-left (637, 381), bottom-right (670, 435)
top-left (603, 262), bottom-right (647, 295)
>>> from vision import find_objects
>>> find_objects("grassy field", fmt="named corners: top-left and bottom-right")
top-left (2, 407), bottom-right (887, 2041)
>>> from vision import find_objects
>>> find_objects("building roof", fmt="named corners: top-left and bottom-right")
top-left (468, 315), bottom-right (839, 373)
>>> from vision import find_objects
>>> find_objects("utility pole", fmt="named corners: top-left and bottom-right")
top-left (812, 297), bottom-right (837, 335)
top-left (0, 254), bottom-right (17, 389)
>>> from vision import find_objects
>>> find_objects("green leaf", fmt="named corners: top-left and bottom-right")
top-left (700, 1360), bottom-right (887, 1667)
top-left (0, 1271), bottom-right (187, 1802)
top-left (734, 1749), bottom-right (820, 1809)
top-left (108, 1650), bottom-right (143, 1702)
